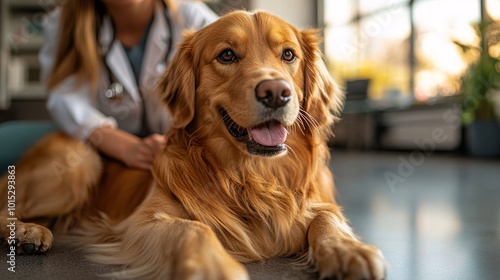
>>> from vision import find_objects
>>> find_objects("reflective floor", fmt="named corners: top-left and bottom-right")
top-left (2, 151), bottom-right (499, 279)
top-left (331, 151), bottom-right (500, 280)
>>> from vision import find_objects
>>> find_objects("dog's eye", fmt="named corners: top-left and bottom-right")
top-left (282, 49), bottom-right (296, 63)
top-left (217, 49), bottom-right (237, 64)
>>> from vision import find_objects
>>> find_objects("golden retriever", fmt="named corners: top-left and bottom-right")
top-left (0, 10), bottom-right (386, 279)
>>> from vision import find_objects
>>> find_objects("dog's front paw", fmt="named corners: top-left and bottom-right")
top-left (15, 222), bottom-right (53, 255)
top-left (314, 239), bottom-right (386, 280)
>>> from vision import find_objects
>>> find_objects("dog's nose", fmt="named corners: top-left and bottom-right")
top-left (255, 80), bottom-right (292, 109)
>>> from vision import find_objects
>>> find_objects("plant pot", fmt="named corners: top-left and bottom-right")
top-left (466, 120), bottom-right (500, 157)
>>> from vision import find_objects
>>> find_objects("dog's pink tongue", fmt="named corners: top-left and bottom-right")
top-left (249, 123), bottom-right (288, 146)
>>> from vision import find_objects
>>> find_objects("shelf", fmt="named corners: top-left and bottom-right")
top-left (9, 0), bottom-right (57, 11)
top-left (1, 0), bottom-right (51, 108)
top-left (9, 38), bottom-right (44, 54)
top-left (9, 84), bottom-right (46, 100)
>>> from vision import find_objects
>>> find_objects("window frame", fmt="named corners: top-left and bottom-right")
top-left (319, 0), bottom-right (487, 103)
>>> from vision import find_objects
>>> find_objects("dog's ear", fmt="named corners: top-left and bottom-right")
top-left (300, 29), bottom-right (344, 127)
top-left (157, 31), bottom-right (196, 129)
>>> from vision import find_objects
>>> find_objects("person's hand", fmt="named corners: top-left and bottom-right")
top-left (88, 127), bottom-right (166, 171)
top-left (123, 134), bottom-right (166, 170)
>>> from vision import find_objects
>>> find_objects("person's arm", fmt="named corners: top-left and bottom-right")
top-left (40, 8), bottom-right (164, 170)
top-left (46, 86), bottom-right (165, 169)
top-left (41, 8), bottom-right (116, 141)
top-left (88, 127), bottom-right (165, 170)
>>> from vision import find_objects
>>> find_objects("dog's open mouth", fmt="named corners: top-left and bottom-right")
top-left (219, 108), bottom-right (288, 157)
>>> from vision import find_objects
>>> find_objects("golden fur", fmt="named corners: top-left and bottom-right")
top-left (1, 11), bottom-right (386, 279)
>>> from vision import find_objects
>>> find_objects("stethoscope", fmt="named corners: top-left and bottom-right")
top-left (103, 2), bottom-right (173, 100)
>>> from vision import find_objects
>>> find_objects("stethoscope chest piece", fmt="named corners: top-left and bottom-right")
top-left (104, 82), bottom-right (124, 100)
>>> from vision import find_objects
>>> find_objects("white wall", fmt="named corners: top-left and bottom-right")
top-left (250, 0), bottom-right (316, 29)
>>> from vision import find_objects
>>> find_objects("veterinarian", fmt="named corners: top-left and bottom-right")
top-left (39, 0), bottom-right (217, 170)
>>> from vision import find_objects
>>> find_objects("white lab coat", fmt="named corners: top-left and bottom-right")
top-left (40, 1), bottom-right (218, 140)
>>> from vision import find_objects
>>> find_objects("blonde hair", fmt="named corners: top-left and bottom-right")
top-left (47, 0), bottom-right (176, 91)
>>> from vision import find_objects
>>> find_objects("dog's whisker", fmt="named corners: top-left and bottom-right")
top-left (292, 122), bottom-right (304, 136)
top-left (285, 144), bottom-right (297, 159)
top-left (299, 110), bottom-right (310, 130)
top-left (304, 111), bottom-right (321, 129)
top-left (301, 109), bottom-right (314, 129)
top-left (194, 123), bottom-right (215, 139)
top-left (299, 109), bottom-right (321, 134)
top-left (207, 117), bottom-right (227, 138)
top-left (294, 114), bottom-right (307, 136)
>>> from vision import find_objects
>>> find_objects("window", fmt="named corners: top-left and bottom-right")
top-left (324, 0), bottom-right (485, 104)
top-left (486, 0), bottom-right (500, 21)
top-left (413, 0), bottom-right (480, 101)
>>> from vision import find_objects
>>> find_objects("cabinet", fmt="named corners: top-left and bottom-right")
top-left (0, 0), bottom-right (57, 109)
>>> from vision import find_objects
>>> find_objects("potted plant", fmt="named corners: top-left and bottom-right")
top-left (456, 21), bottom-right (500, 157)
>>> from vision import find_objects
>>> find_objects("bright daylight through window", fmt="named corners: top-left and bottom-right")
top-left (323, 0), bottom-right (499, 105)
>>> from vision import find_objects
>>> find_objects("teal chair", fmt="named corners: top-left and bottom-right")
top-left (0, 121), bottom-right (57, 172)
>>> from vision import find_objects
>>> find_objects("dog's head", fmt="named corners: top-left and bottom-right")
top-left (158, 11), bottom-right (343, 157)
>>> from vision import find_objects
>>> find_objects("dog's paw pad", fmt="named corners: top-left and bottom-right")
top-left (15, 223), bottom-right (53, 255)
top-left (21, 243), bottom-right (36, 255)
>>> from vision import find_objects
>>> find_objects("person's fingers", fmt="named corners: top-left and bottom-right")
top-left (138, 145), bottom-right (154, 163)
top-left (144, 134), bottom-right (165, 155)
top-left (153, 135), bottom-right (166, 152)
top-left (125, 134), bottom-right (164, 170)
top-left (124, 156), bottom-right (151, 170)
top-left (131, 160), bottom-right (152, 170)
top-left (131, 151), bottom-right (153, 170)
top-left (149, 133), bottom-right (165, 142)
top-left (143, 136), bottom-right (156, 150)
top-left (137, 161), bottom-right (152, 170)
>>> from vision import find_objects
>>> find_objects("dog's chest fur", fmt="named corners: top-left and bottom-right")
top-left (156, 130), bottom-right (328, 261)
top-left (195, 169), bottom-right (314, 262)
top-left (160, 153), bottom-right (317, 261)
